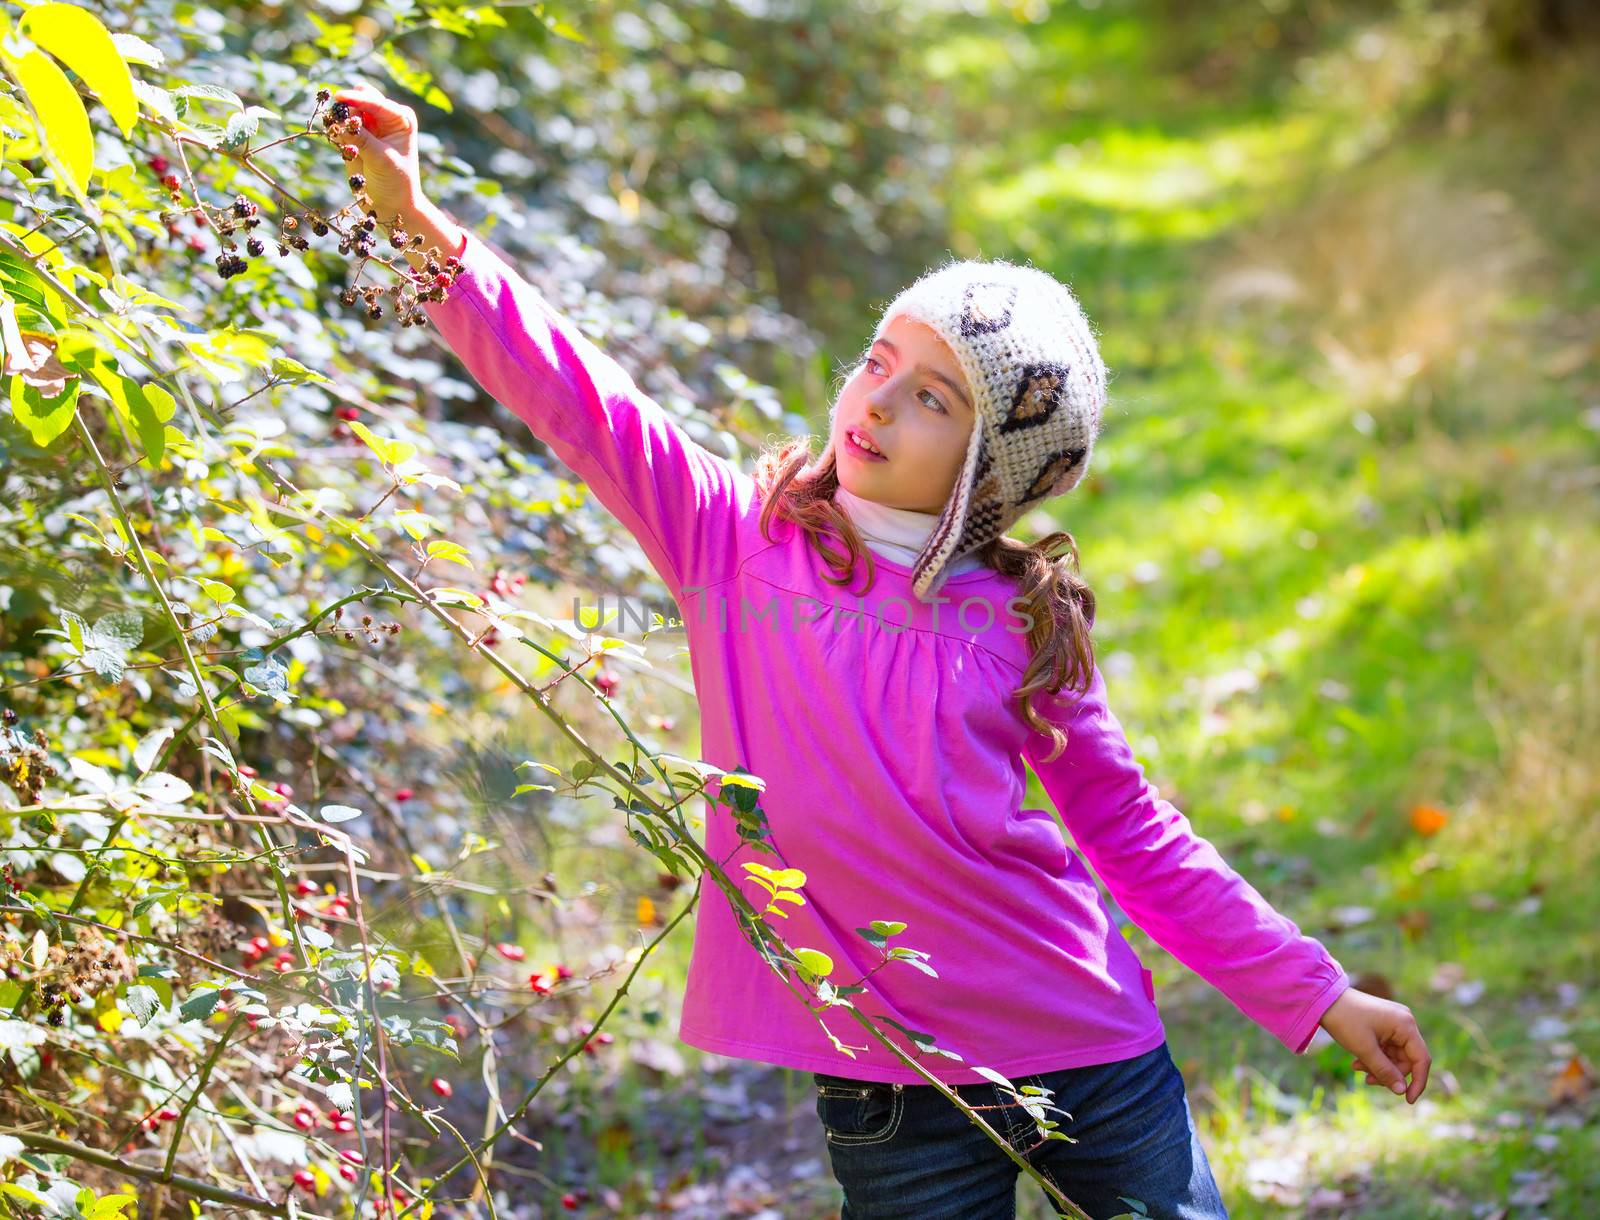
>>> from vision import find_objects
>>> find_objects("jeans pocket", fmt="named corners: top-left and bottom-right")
top-left (814, 1077), bottom-right (905, 1146)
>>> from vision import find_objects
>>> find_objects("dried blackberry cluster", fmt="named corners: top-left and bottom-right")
top-left (31, 926), bottom-right (137, 1027)
top-left (148, 87), bottom-right (464, 324)
top-left (331, 604), bottom-right (402, 646)
top-left (2, 709), bottom-right (58, 803)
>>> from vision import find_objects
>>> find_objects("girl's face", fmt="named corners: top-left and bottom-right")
top-left (829, 313), bottom-right (976, 514)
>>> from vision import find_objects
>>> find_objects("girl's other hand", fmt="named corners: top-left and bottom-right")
top-left (329, 82), bottom-right (426, 221)
top-left (1317, 986), bottom-right (1432, 1104)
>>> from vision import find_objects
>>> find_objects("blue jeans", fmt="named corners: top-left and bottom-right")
top-left (812, 1041), bottom-right (1228, 1219)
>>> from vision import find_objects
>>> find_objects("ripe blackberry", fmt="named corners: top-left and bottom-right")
top-left (330, 100), bottom-right (351, 124)
top-left (367, 304), bottom-right (383, 319)
top-left (348, 174), bottom-right (365, 192)
top-left (339, 288), bottom-right (357, 307)
top-left (247, 237), bottom-right (264, 257)
top-left (232, 195), bottom-right (249, 219)
top-left (312, 220), bottom-right (329, 236)
top-left (389, 230), bottom-right (408, 249)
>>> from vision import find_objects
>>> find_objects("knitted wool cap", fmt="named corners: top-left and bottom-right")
top-left (830, 256), bottom-right (1109, 602)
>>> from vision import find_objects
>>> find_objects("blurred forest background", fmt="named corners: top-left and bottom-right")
top-left (1, 0), bottom-right (1597, 1216)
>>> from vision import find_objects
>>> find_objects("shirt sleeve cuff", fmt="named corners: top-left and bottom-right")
top-left (1285, 968), bottom-right (1352, 1054)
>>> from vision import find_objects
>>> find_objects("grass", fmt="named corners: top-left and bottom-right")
top-left (930, 2), bottom-right (1600, 1214)
top-left (402, 3), bottom-right (1599, 1213)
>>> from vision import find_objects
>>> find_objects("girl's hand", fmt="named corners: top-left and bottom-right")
top-left (1318, 986), bottom-right (1432, 1104)
top-left (329, 82), bottom-right (427, 222)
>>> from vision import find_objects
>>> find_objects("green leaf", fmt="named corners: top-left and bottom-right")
top-left (349, 419), bottom-right (418, 467)
top-left (20, 3), bottom-right (140, 137)
top-left (79, 609), bottom-right (142, 681)
top-left (377, 43), bottom-right (452, 113)
top-left (270, 355), bottom-right (329, 385)
top-left (426, 586), bottom-right (483, 608)
top-left (110, 31), bottom-right (164, 68)
top-left (8, 359), bottom-right (80, 446)
top-left (793, 948), bottom-right (834, 981)
top-left (0, 1019), bottom-right (48, 1052)
top-left (10, 48), bottom-right (93, 202)
top-left (320, 804), bottom-right (364, 824)
top-left (124, 983), bottom-right (161, 1026)
top-left (222, 105), bottom-right (276, 151)
top-left (172, 83), bottom-right (243, 110)
top-left (390, 508), bottom-right (441, 540)
top-left (425, 539), bottom-right (473, 567)
top-left (178, 989), bottom-right (222, 1022)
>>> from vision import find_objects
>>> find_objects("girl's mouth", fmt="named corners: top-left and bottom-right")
top-left (843, 427), bottom-right (887, 462)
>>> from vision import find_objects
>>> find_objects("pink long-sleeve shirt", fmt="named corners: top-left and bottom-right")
top-left (422, 229), bottom-right (1352, 1086)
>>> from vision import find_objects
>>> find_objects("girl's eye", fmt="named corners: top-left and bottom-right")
top-left (863, 355), bottom-right (948, 414)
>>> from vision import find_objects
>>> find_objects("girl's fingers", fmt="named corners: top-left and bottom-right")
top-left (1352, 1036), bottom-right (1407, 1096)
top-left (329, 86), bottom-right (413, 141)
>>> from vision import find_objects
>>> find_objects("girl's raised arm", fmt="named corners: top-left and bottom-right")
top-left (1024, 663), bottom-right (1352, 1055)
top-left (419, 227), bottom-right (761, 601)
top-left (331, 83), bottom-right (757, 600)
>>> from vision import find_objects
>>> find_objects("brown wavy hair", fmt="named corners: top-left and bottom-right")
top-left (750, 428), bottom-right (1097, 763)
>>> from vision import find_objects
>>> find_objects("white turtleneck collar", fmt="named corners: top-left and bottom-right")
top-left (834, 484), bottom-right (986, 578)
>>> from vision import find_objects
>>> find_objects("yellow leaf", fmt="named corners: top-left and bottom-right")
top-left (794, 948), bottom-right (834, 980)
top-left (10, 48), bottom-right (93, 201)
top-left (20, 3), bottom-right (139, 137)
top-left (636, 896), bottom-right (656, 927)
top-left (97, 1005), bottom-right (124, 1033)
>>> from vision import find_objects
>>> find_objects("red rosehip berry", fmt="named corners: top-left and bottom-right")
top-left (339, 1163), bottom-right (358, 1182)
top-left (293, 1110), bottom-right (316, 1130)
top-left (561, 1195), bottom-right (578, 1211)
top-left (148, 155), bottom-right (170, 175)
top-left (429, 1077), bottom-right (452, 1098)
top-left (158, 1106), bottom-right (182, 1121)
top-left (495, 942), bottom-right (525, 961)
top-left (296, 879), bottom-right (320, 896)
top-left (293, 1169), bottom-right (316, 1190)
top-left (593, 668), bottom-right (620, 697)
top-left (339, 1149), bottom-right (364, 1165)
top-left (393, 787), bottom-right (414, 801)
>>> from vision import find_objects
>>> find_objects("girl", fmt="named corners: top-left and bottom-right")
top-left (334, 83), bottom-right (1433, 1219)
